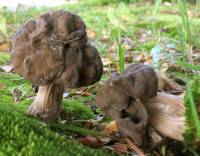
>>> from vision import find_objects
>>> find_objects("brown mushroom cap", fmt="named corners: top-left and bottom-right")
top-left (96, 64), bottom-right (158, 145)
top-left (11, 20), bottom-right (36, 76)
top-left (11, 10), bottom-right (102, 88)
top-left (110, 64), bottom-right (158, 102)
top-left (78, 45), bottom-right (103, 87)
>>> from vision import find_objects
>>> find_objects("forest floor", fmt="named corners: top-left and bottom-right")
top-left (0, 1), bottom-right (200, 155)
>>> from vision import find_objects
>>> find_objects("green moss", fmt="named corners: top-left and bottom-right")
top-left (0, 103), bottom-right (115, 156)
top-left (62, 98), bottom-right (95, 120)
top-left (0, 72), bottom-right (114, 155)
top-left (0, 73), bottom-right (32, 102)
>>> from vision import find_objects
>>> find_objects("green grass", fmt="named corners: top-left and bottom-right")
top-left (117, 43), bottom-right (125, 73)
top-left (184, 77), bottom-right (200, 149)
top-left (80, 0), bottom-right (135, 6)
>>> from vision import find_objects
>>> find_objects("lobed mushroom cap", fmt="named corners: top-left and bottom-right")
top-left (11, 10), bottom-right (103, 88)
top-left (78, 45), bottom-right (103, 87)
top-left (111, 64), bottom-right (158, 101)
top-left (96, 64), bottom-right (158, 145)
top-left (11, 20), bottom-right (36, 76)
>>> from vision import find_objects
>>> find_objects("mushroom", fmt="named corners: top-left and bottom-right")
top-left (96, 64), bottom-right (158, 145)
top-left (11, 10), bottom-right (103, 120)
top-left (145, 92), bottom-right (185, 141)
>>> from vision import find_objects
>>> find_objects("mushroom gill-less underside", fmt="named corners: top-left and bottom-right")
top-left (11, 10), bottom-right (103, 120)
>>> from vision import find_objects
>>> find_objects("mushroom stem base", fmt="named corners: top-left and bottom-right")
top-left (27, 83), bottom-right (64, 120)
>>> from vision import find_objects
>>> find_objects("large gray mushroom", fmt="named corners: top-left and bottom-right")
top-left (11, 10), bottom-right (103, 120)
top-left (96, 64), bottom-right (158, 145)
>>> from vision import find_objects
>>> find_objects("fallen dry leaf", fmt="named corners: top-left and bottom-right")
top-left (104, 143), bottom-right (135, 155)
top-left (98, 137), bottom-right (111, 144)
top-left (0, 40), bottom-right (11, 52)
top-left (126, 138), bottom-right (145, 156)
top-left (83, 120), bottom-right (93, 129)
top-left (87, 29), bottom-right (96, 39)
top-left (112, 143), bottom-right (129, 153)
top-left (74, 91), bottom-right (92, 96)
top-left (0, 65), bottom-right (13, 73)
top-left (78, 136), bottom-right (107, 148)
top-left (104, 120), bottom-right (119, 135)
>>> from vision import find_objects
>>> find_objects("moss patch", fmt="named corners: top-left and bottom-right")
top-left (0, 72), bottom-right (114, 156)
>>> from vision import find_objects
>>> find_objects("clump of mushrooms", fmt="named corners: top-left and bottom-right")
top-left (11, 10), bottom-right (103, 120)
top-left (96, 64), bottom-right (158, 145)
top-left (96, 64), bottom-right (185, 145)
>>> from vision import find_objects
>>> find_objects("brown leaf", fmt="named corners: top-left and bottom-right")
top-left (84, 120), bottom-right (93, 129)
top-left (0, 40), bottom-right (11, 52)
top-left (98, 137), bottom-right (111, 144)
top-left (112, 143), bottom-right (129, 153)
top-left (74, 91), bottom-right (92, 96)
top-left (104, 143), bottom-right (134, 155)
top-left (104, 121), bottom-right (119, 135)
top-left (126, 138), bottom-right (145, 156)
top-left (78, 136), bottom-right (105, 148)
top-left (87, 29), bottom-right (96, 39)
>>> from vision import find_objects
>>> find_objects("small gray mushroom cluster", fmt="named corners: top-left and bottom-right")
top-left (96, 64), bottom-right (158, 145)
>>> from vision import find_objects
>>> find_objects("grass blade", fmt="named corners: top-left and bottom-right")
top-left (186, 82), bottom-right (200, 139)
top-left (118, 43), bottom-right (125, 73)
top-left (178, 0), bottom-right (191, 42)
top-left (178, 62), bottom-right (200, 71)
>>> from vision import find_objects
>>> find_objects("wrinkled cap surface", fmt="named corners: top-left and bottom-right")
top-left (11, 10), bottom-right (102, 88)
top-left (96, 64), bottom-right (158, 145)
top-left (113, 64), bottom-right (158, 101)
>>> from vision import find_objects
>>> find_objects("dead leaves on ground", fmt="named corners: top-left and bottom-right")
top-left (0, 40), bottom-right (11, 52)
top-left (104, 121), bottom-right (118, 135)
top-left (78, 136), bottom-right (111, 148)
top-left (74, 119), bottom-right (145, 155)
top-left (104, 143), bottom-right (129, 153)
top-left (157, 69), bottom-right (184, 94)
top-left (77, 134), bottom-right (144, 155)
